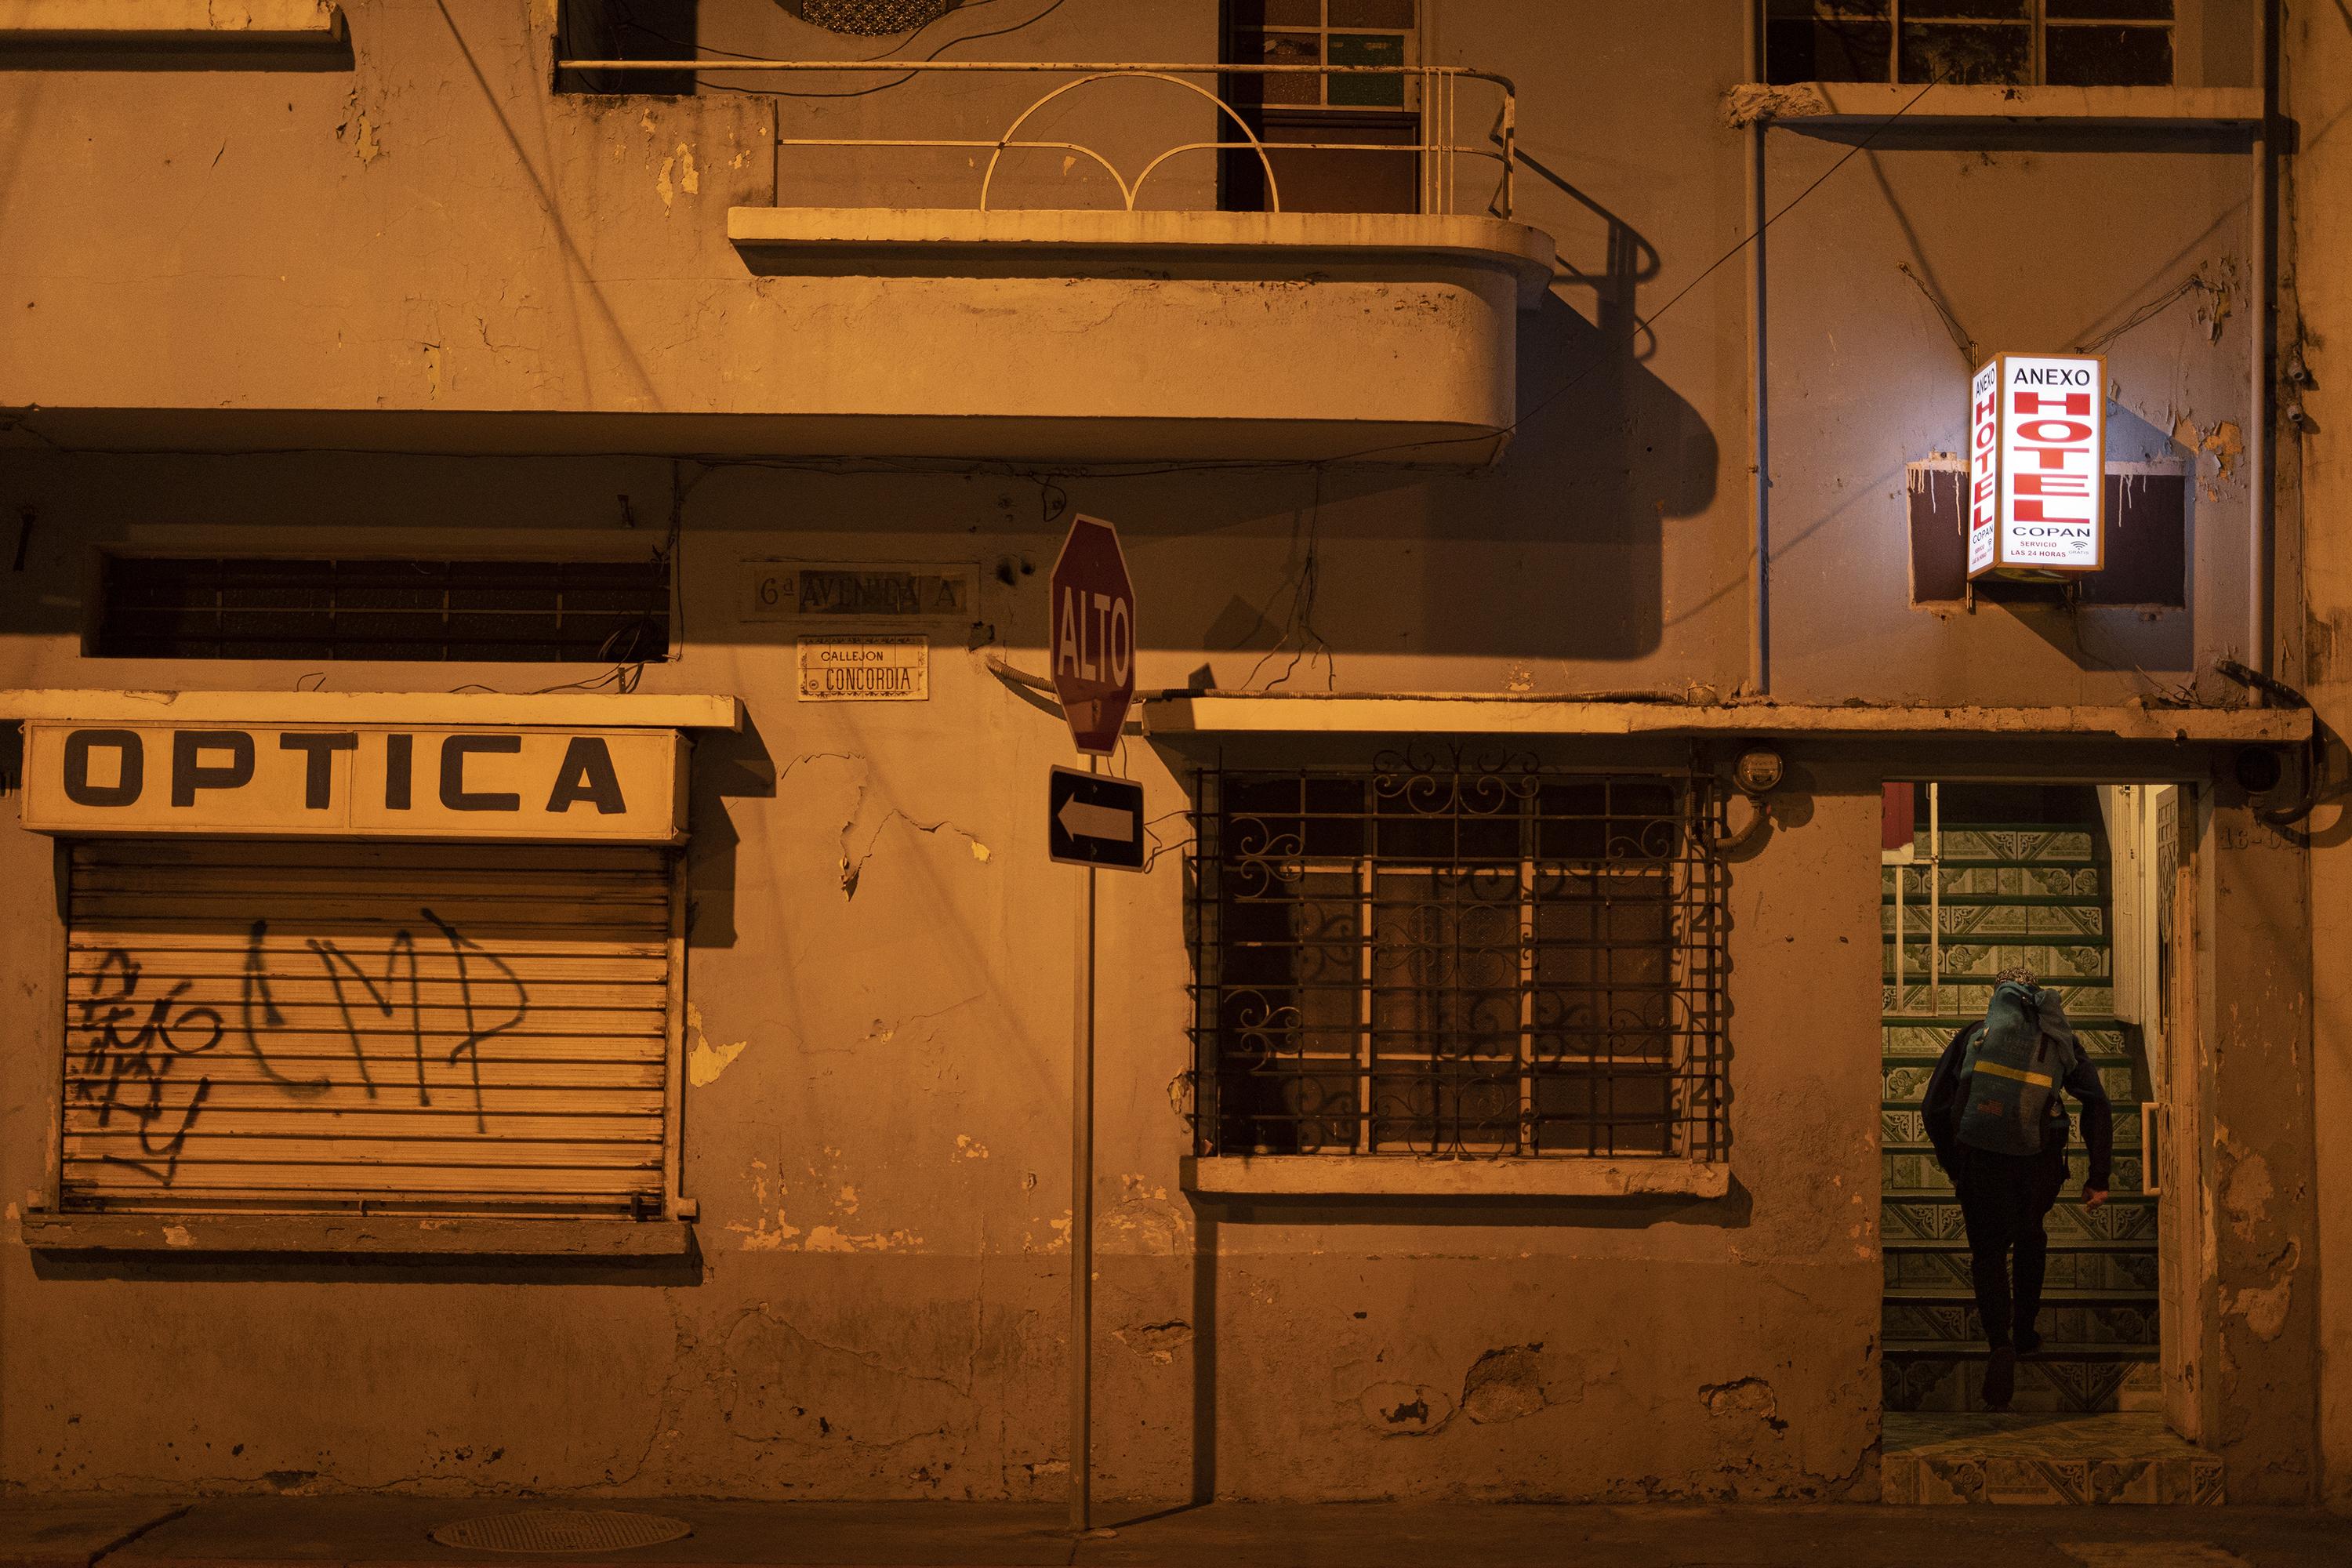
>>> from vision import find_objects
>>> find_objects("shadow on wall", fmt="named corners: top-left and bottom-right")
top-left (1990, 402), bottom-right (2199, 676)
top-left (686, 713), bottom-right (779, 950)
top-left (1189, 160), bottom-right (1717, 669)
top-left (1473, 154), bottom-right (1715, 663)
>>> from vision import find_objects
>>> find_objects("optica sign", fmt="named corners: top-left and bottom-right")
top-left (17, 723), bottom-right (687, 841)
top-left (1968, 352), bottom-right (2107, 579)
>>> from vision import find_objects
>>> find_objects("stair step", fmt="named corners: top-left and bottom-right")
top-left (1881, 1014), bottom-right (2125, 1029)
top-left (1883, 1236), bottom-right (2156, 1253)
top-left (1883, 1342), bottom-right (2157, 1361)
top-left (1886, 1290), bottom-right (2156, 1308)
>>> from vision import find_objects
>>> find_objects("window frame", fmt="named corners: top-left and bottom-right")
top-left (85, 551), bottom-right (677, 666)
top-left (1186, 747), bottom-right (1731, 1189)
top-left (1762, 0), bottom-right (2183, 89)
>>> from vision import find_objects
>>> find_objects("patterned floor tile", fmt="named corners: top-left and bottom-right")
top-left (1882, 1414), bottom-right (2223, 1505)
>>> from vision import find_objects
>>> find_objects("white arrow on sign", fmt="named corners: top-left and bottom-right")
top-left (1057, 795), bottom-right (1134, 842)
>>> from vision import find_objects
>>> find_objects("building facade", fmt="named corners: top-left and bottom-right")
top-left (0, 0), bottom-right (2342, 1508)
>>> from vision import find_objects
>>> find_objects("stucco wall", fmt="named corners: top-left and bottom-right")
top-left (0, 451), bottom-right (1886, 1501)
top-left (0, 0), bottom-right (2328, 1504)
top-left (2281, 0), bottom-right (2352, 1512)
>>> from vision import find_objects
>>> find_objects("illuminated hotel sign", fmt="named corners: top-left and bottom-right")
top-left (1968, 352), bottom-right (2106, 579)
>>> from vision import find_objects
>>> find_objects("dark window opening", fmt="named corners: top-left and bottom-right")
top-left (1221, 0), bottom-right (1422, 214)
top-left (92, 557), bottom-right (673, 663)
top-left (1189, 755), bottom-right (1728, 1161)
top-left (1762, 1), bottom-right (2175, 88)
top-left (1904, 465), bottom-right (2187, 608)
top-left (556, 0), bottom-right (699, 96)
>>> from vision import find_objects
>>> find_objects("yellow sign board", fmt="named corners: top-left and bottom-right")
top-left (20, 723), bottom-right (686, 842)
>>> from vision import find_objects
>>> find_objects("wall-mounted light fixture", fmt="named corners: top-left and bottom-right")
top-left (1969, 352), bottom-right (2107, 582)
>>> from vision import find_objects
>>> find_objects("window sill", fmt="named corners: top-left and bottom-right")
top-left (17, 1210), bottom-right (695, 1259)
top-left (1727, 82), bottom-right (2262, 130)
top-left (1181, 1155), bottom-right (1729, 1200)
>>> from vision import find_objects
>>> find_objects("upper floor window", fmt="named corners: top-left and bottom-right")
top-left (1189, 752), bottom-right (1729, 1162)
top-left (1763, 1), bottom-right (2176, 88)
top-left (1222, 1), bottom-right (1423, 213)
top-left (555, 0), bottom-right (699, 96)
top-left (92, 557), bottom-right (673, 664)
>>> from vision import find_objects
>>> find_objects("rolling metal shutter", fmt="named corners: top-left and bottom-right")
top-left (62, 838), bottom-right (677, 1215)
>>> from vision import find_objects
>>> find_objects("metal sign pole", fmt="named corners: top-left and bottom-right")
top-left (1070, 753), bottom-right (1098, 1535)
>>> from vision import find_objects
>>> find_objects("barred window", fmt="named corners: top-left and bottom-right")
top-left (92, 557), bottom-right (671, 663)
top-left (1189, 751), bottom-right (1727, 1161)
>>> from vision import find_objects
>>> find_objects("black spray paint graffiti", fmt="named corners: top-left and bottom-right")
top-left (69, 949), bottom-right (222, 1186)
top-left (73, 909), bottom-right (531, 1184)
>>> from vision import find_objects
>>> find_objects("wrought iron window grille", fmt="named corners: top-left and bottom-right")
top-left (1189, 748), bottom-right (1729, 1163)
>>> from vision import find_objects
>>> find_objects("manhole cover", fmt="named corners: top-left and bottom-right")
top-left (430, 1511), bottom-right (692, 1555)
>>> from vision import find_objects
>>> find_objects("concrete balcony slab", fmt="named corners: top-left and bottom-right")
top-left (722, 206), bottom-right (1559, 465)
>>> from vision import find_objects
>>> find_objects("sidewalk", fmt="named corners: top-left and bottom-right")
top-left (5, 1496), bottom-right (2350, 1568)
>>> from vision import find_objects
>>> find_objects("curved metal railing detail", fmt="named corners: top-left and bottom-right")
top-left (551, 57), bottom-right (1519, 218)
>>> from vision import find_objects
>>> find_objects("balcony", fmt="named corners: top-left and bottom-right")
top-left (0, 51), bottom-right (1552, 465)
top-left (608, 56), bottom-right (1560, 466)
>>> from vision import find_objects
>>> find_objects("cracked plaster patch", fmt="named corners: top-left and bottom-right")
top-left (1112, 1320), bottom-right (1192, 1364)
top-left (1700, 1376), bottom-right (1788, 1432)
top-left (1462, 1343), bottom-right (1584, 1424)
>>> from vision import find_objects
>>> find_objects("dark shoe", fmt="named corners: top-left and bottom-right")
top-left (2016, 1328), bottom-right (2044, 1356)
top-left (1983, 1346), bottom-right (2017, 1410)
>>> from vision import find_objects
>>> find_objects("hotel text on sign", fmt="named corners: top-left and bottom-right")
top-left (18, 723), bottom-right (686, 841)
top-left (1969, 352), bottom-right (2107, 579)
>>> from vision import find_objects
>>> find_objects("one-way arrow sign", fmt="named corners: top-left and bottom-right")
top-left (1048, 768), bottom-right (1145, 873)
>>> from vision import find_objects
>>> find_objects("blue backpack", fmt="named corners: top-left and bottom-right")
top-left (1957, 980), bottom-right (2077, 1158)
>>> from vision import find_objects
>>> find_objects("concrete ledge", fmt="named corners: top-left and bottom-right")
top-left (0, 1), bottom-right (349, 68)
top-left (1142, 695), bottom-right (2311, 746)
top-left (1726, 82), bottom-right (2263, 129)
top-left (1182, 1155), bottom-right (1730, 1199)
top-left (728, 207), bottom-right (1560, 310)
top-left (19, 1211), bottom-right (696, 1258)
top-left (0, 688), bottom-right (743, 731)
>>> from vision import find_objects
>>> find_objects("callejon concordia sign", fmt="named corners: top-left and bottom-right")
top-left (18, 722), bottom-right (686, 842)
top-left (1968, 351), bottom-right (2107, 580)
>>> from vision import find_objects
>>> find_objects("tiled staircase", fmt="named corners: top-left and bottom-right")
top-left (1880, 822), bottom-right (2159, 1414)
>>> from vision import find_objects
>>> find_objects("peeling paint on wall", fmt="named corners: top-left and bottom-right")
top-left (2227, 1240), bottom-right (2301, 1342)
top-left (686, 1002), bottom-right (750, 1087)
top-left (1359, 1381), bottom-right (1454, 1436)
top-left (1700, 1377), bottom-right (1788, 1432)
top-left (657, 144), bottom-right (700, 211)
top-left (1112, 1321), bottom-right (1192, 1364)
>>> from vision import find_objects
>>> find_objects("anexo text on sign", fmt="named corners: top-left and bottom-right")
top-left (18, 722), bottom-right (686, 842)
top-left (1968, 351), bottom-right (2107, 580)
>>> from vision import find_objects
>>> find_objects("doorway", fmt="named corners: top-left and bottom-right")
top-left (1875, 780), bottom-right (2223, 1504)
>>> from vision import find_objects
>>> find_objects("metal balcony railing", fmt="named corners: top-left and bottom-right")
top-left (551, 57), bottom-right (1519, 219)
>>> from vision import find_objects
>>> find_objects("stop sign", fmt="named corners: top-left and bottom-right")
top-left (1049, 514), bottom-right (1136, 756)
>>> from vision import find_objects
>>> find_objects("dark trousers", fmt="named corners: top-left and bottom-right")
top-left (1952, 1145), bottom-right (2064, 1351)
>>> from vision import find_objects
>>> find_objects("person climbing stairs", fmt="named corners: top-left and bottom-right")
top-left (1879, 806), bottom-right (2158, 1414)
